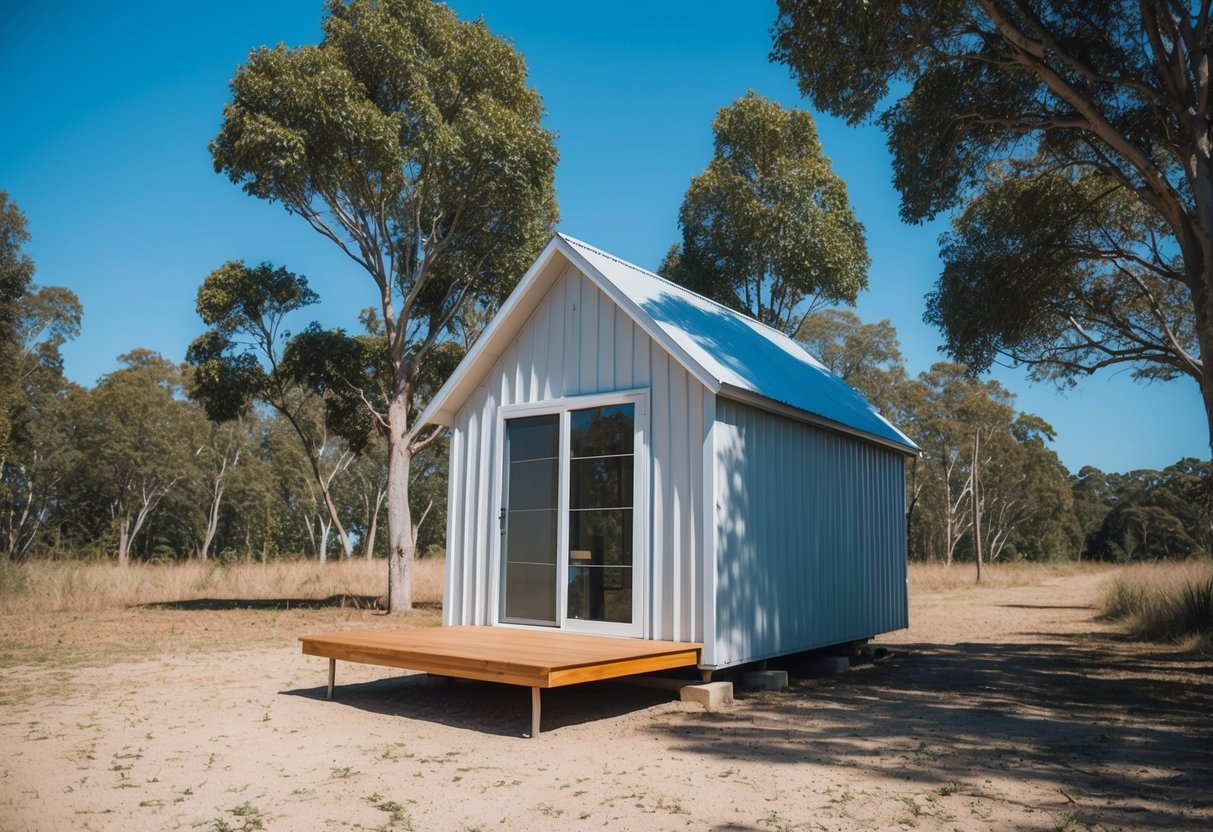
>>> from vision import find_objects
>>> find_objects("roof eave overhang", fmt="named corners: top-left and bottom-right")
top-left (717, 383), bottom-right (922, 458)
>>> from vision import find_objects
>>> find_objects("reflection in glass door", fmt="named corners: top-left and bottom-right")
top-left (500, 414), bottom-right (559, 625)
top-left (567, 404), bottom-right (635, 624)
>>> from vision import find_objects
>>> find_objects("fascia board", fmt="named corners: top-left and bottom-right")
top-left (415, 238), bottom-right (566, 428)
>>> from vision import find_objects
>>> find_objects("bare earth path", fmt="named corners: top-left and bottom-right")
top-left (2, 569), bottom-right (1210, 831)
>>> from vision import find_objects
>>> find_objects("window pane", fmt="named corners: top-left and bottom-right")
top-left (507, 413), bottom-right (558, 462)
top-left (505, 563), bottom-right (557, 622)
top-left (506, 508), bottom-right (557, 566)
top-left (570, 456), bottom-right (633, 509)
top-left (567, 566), bottom-right (632, 623)
top-left (508, 458), bottom-right (557, 511)
top-left (569, 508), bottom-right (632, 566)
top-left (571, 404), bottom-right (634, 458)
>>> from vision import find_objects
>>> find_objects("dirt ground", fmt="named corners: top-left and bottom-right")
top-left (2, 569), bottom-right (1210, 831)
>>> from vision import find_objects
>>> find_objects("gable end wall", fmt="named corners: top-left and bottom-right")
top-left (444, 264), bottom-right (710, 643)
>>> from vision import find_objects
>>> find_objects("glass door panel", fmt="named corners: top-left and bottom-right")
top-left (501, 414), bottom-right (559, 625)
top-left (566, 404), bottom-right (635, 624)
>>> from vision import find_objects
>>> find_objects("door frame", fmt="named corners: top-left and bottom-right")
top-left (490, 388), bottom-right (649, 638)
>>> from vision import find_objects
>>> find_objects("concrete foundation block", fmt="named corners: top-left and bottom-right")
top-left (742, 669), bottom-right (789, 691)
top-left (805, 656), bottom-right (849, 677)
top-left (680, 681), bottom-right (734, 708)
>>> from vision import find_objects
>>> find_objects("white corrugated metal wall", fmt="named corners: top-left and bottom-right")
top-left (711, 398), bottom-right (909, 668)
top-left (444, 264), bottom-right (709, 643)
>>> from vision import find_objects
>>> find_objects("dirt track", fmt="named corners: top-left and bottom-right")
top-left (2, 569), bottom-right (1210, 831)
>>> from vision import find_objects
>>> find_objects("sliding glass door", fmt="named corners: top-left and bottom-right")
top-left (498, 394), bottom-right (644, 636)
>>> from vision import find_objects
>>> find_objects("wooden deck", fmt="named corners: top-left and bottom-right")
top-left (299, 626), bottom-right (703, 737)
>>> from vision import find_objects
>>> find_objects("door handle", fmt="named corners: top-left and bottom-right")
top-left (499, 507), bottom-right (506, 535)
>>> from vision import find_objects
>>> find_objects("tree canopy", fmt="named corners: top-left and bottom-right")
top-left (0, 192), bottom-right (37, 458)
top-left (771, 1), bottom-right (1213, 449)
top-left (211, 0), bottom-right (558, 609)
top-left (661, 91), bottom-right (869, 334)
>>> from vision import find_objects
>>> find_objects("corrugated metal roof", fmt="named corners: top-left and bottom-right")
top-left (559, 234), bottom-right (919, 453)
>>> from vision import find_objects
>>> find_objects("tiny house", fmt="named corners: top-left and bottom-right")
top-left (418, 234), bottom-right (919, 671)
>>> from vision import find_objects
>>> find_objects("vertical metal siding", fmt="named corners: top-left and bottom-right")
top-left (713, 398), bottom-right (908, 668)
top-left (444, 265), bottom-right (708, 642)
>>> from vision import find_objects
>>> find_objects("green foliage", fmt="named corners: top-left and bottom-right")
top-left (0, 192), bottom-right (37, 458)
top-left (187, 260), bottom-right (318, 424)
top-left (771, 1), bottom-right (1211, 429)
top-left (925, 166), bottom-right (1194, 383)
top-left (662, 91), bottom-right (868, 334)
top-left (1077, 459), bottom-right (1212, 561)
top-left (65, 351), bottom-right (204, 561)
top-left (3, 280), bottom-right (83, 560)
top-left (796, 310), bottom-right (906, 416)
top-left (210, 0), bottom-right (558, 345)
top-left (800, 310), bottom-right (1081, 564)
top-left (211, 0), bottom-right (559, 604)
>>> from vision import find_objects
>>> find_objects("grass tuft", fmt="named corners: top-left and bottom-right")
top-left (1100, 560), bottom-right (1213, 650)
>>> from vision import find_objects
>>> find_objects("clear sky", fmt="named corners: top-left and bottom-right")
top-left (1, 0), bottom-right (1205, 474)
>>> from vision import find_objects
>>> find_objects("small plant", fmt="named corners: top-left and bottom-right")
top-left (208, 801), bottom-right (265, 832)
top-left (936, 781), bottom-right (963, 796)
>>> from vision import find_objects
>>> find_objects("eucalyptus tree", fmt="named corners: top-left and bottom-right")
top-left (186, 260), bottom-right (357, 560)
top-left (211, 0), bottom-right (558, 610)
top-left (191, 417), bottom-right (252, 560)
top-left (3, 284), bottom-right (82, 560)
top-left (0, 192), bottom-right (36, 460)
top-left (662, 92), bottom-right (869, 334)
top-left (772, 1), bottom-right (1213, 450)
top-left (76, 351), bottom-right (200, 564)
top-left (796, 309), bottom-right (907, 415)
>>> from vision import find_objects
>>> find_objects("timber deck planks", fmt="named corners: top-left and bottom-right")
top-left (300, 625), bottom-right (703, 735)
top-left (299, 626), bottom-right (702, 689)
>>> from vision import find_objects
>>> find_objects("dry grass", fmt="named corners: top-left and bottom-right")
top-left (908, 559), bottom-right (1089, 592)
top-left (0, 556), bottom-right (446, 616)
top-left (1100, 559), bottom-right (1213, 650)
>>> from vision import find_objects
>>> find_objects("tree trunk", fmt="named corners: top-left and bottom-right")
top-left (973, 431), bottom-right (983, 585)
top-left (386, 396), bottom-right (414, 613)
top-left (364, 486), bottom-right (386, 561)
top-left (117, 516), bottom-right (131, 566)
top-left (199, 482), bottom-right (224, 561)
top-left (319, 484), bottom-right (351, 559)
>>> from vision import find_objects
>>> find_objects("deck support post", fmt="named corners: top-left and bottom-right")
top-left (327, 658), bottom-right (336, 700)
top-left (531, 687), bottom-right (541, 738)
top-left (701, 668), bottom-right (713, 683)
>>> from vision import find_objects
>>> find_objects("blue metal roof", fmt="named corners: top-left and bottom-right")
top-left (560, 234), bottom-right (919, 454)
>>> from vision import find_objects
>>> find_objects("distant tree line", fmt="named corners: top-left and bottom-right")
top-left (798, 309), bottom-right (1210, 566)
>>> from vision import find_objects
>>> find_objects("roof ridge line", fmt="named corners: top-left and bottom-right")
top-left (558, 233), bottom-right (796, 343)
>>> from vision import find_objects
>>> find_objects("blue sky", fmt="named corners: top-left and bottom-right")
top-left (1, 0), bottom-right (1205, 473)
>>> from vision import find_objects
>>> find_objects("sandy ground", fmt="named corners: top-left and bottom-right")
top-left (2, 570), bottom-right (1210, 831)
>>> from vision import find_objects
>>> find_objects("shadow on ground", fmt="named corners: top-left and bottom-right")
top-left (282, 674), bottom-right (676, 737)
top-left (280, 625), bottom-right (1212, 827)
top-left (664, 637), bottom-right (1213, 829)
top-left (140, 596), bottom-right (442, 611)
